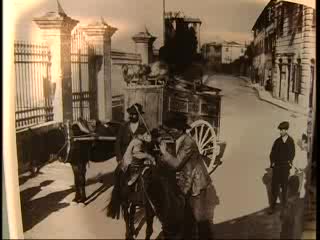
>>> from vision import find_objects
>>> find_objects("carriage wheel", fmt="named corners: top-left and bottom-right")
top-left (189, 120), bottom-right (220, 174)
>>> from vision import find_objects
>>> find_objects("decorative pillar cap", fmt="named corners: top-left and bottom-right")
top-left (33, 1), bottom-right (78, 31)
top-left (80, 17), bottom-right (117, 38)
top-left (132, 28), bottom-right (156, 44)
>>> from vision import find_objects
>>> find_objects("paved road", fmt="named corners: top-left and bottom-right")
top-left (21, 74), bottom-right (308, 239)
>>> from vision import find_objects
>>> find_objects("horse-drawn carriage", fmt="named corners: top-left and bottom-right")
top-left (56, 71), bottom-right (225, 239)
top-left (123, 76), bottom-right (225, 174)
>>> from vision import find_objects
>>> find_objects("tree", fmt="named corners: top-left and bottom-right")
top-left (161, 19), bottom-right (198, 74)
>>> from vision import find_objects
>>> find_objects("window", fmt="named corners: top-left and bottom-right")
top-left (309, 59), bottom-right (315, 108)
top-left (292, 59), bottom-right (302, 94)
top-left (278, 5), bottom-right (284, 36)
top-left (292, 5), bottom-right (303, 32)
top-left (225, 47), bottom-right (229, 52)
top-left (297, 5), bottom-right (303, 32)
top-left (312, 9), bottom-right (316, 27)
top-left (286, 3), bottom-right (295, 33)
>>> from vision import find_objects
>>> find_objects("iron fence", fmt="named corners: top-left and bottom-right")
top-left (71, 28), bottom-right (97, 121)
top-left (112, 94), bottom-right (125, 121)
top-left (14, 41), bottom-right (53, 129)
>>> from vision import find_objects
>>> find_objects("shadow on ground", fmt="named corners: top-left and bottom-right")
top-left (19, 171), bottom-right (45, 186)
top-left (214, 207), bottom-right (282, 239)
top-left (84, 171), bottom-right (114, 205)
top-left (20, 180), bottom-right (73, 232)
top-left (154, 207), bottom-right (283, 239)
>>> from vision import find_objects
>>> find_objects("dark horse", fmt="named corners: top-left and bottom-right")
top-left (64, 119), bottom-right (121, 203)
top-left (106, 136), bottom-right (193, 240)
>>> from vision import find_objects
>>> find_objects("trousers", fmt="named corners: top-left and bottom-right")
top-left (271, 166), bottom-right (290, 208)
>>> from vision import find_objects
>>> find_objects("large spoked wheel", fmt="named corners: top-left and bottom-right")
top-left (189, 120), bottom-right (220, 174)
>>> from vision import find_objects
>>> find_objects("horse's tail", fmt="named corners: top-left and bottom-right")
top-left (106, 167), bottom-right (122, 219)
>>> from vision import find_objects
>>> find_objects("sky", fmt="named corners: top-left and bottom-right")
top-left (13, 0), bottom-right (271, 52)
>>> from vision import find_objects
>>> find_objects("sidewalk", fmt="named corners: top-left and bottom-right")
top-left (239, 76), bottom-right (309, 117)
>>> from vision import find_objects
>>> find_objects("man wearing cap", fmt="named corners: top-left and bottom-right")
top-left (268, 121), bottom-right (295, 214)
top-left (115, 103), bottom-right (147, 163)
top-left (159, 113), bottom-right (219, 239)
top-left (107, 103), bottom-right (148, 220)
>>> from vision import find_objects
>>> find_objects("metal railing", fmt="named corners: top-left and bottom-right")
top-left (112, 94), bottom-right (125, 121)
top-left (71, 28), bottom-right (97, 121)
top-left (14, 41), bottom-right (53, 129)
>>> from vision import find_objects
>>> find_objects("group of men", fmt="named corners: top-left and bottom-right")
top-left (112, 102), bottom-right (307, 238)
top-left (113, 103), bottom-right (219, 239)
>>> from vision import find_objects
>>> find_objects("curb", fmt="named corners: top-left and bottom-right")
top-left (238, 76), bottom-right (308, 117)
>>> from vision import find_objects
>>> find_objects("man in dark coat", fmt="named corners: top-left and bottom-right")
top-left (107, 103), bottom-right (148, 219)
top-left (268, 121), bottom-right (295, 214)
top-left (115, 103), bottom-right (147, 162)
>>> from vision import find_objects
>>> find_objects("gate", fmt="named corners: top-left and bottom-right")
top-left (71, 28), bottom-right (97, 121)
top-left (14, 41), bottom-right (53, 129)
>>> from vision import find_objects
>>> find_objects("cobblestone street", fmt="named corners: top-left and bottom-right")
top-left (20, 74), bottom-right (308, 239)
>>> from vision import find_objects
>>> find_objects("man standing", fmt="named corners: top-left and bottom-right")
top-left (115, 103), bottom-right (147, 163)
top-left (268, 121), bottom-right (295, 214)
top-left (107, 103), bottom-right (147, 220)
top-left (159, 113), bottom-right (219, 239)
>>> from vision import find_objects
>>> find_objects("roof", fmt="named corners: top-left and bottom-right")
top-left (183, 17), bottom-right (202, 23)
top-left (280, 0), bottom-right (315, 9)
top-left (252, 0), bottom-right (276, 31)
top-left (204, 40), bottom-right (244, 46)
top-left (252, 0), bottom-right (315, 30)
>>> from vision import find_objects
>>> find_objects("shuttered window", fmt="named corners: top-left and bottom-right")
top-left (309, 64), bottom-right (315, 108)
top-left (312, 9), bottom-right (316, 27)
top-left (296, 5), bottom-right (303, 32)
top-left (278, 5), bottom-right (284, 36)
top-left (292, 63), bottom-right (302, 94)
top-left (286, 3), bottom-right (295, 33)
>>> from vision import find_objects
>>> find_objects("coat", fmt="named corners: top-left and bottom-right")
top-left (115, 121), bottom-right (147, 162)
top-left (270, 135), bottom-right (295, 168)
top-left (162, 134), bottom-right (219, 222)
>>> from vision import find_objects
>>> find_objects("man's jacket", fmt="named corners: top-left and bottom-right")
top-left (162, 134), bottom-right (212, 197)
top-left (270, 135), bottom-right (295, 167)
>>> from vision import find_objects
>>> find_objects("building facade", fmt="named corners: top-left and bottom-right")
top-left (252, 0), bottom-right (316, 108)
top-left (252, 0), bottom-right (277, 86)
top-left (202, 40), bottom-right (246, 72)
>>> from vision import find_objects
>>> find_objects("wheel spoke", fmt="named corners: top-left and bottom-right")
top-left (194, 127), bottom-right (199, 147)
top-left (202, 146), bottom-right (215, 152)
top-left (199, 124), bottom-right (204, 146)
top-left (200, 127), bottom-right (211, 147)
top-left (202, 135), bottom-right (216, 149)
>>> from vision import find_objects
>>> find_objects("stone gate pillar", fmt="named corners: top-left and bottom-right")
top-left (132, 29), bottom-right (156, 65)
top-left (33, 8), bottom-right (78, 122)
top-left (80, 19), bottom-right (117, 121)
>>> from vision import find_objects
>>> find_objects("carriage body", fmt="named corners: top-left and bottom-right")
top-left (124, 82), bottom-right (224, 174)
top-left (124, 85), bottom-right (221, 136)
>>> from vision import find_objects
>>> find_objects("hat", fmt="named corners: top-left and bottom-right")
top-left (278, 121), bottom-right (289, 130)
top-left (163, 112), bottom-right (191, 130)
top-left (127, 103), bottom-right (145, 115)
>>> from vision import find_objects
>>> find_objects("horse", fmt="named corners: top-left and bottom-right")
top-left (23, 123), bottom-right (68, 176)
top-left (63, 119), bottom-right (121, 203)
top-left (106, 157), bottom-right (191, 240)
top-left (106, 128), bottom-right (194, 240)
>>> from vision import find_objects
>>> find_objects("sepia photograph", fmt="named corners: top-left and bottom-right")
top-left (2, 0), bottom-right (317, 239)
